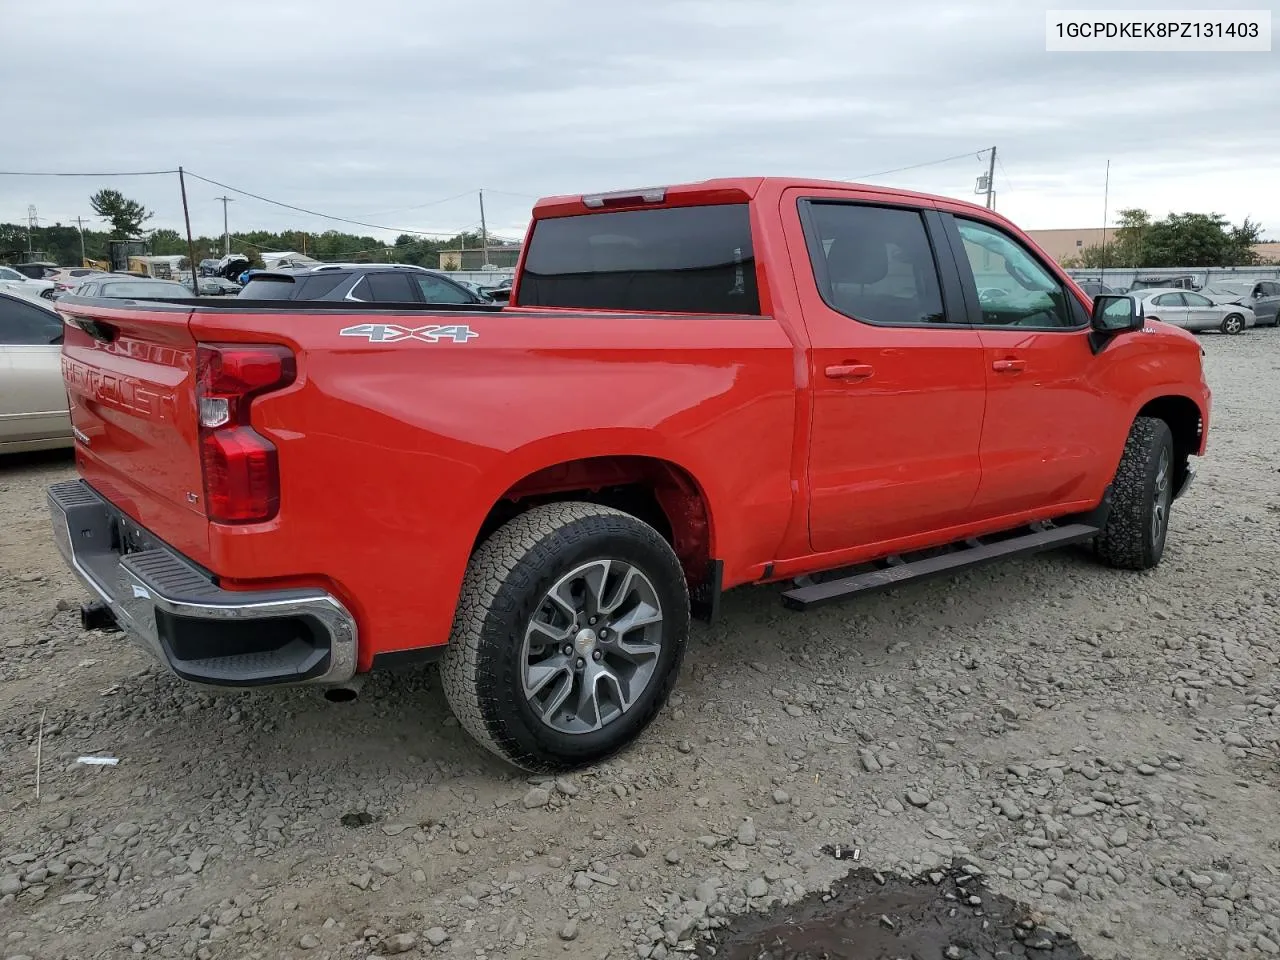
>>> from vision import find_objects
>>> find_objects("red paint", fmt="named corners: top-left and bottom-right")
top-left (56, 177), bottom-right (1211, 671)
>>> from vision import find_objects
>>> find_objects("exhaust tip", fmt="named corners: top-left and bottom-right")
top-left (323, 686), bottom-right (360, 703)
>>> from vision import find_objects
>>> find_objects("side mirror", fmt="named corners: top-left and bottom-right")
top-left (1090, 294), bottom-right (1143, 335)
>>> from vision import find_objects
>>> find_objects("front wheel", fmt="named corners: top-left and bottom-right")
top-left (1221, 313), bottom-right (1245, 334)
top-left (1095, 416), bottom-right (1175, 571)
top-left (441, 502), bottom-right (689, 772)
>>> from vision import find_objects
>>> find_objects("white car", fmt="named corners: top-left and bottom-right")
top-left (0, 265), bottom-right (56, 300)
top-left (1134, 288), bottom-right (1256, 335)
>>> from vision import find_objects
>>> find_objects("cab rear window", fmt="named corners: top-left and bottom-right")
top-left (518, 204), bottom-right (759, 314)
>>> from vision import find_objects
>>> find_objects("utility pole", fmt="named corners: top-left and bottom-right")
top-left (985, 147), bottom-right (997, 210)
top-left (216, 196), bottom-right (234, 256)
top-left (478, 190), bottom-right (489, 268)
top-left (74, 216), bottom-right (88, 265)
top-left (178, 168), bottom-right (200, 294)
top-left (27, 205), bottom-right (37, 257)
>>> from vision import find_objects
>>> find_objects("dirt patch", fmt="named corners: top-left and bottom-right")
top-left (704, 862), bottom-right (1092, 960)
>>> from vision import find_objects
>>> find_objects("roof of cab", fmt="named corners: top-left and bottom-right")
top-left (530, 176), bottom-right (997, 220)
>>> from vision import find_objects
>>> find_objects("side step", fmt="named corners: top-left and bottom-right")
top-left (780, 523), bottom-right (1101, 611)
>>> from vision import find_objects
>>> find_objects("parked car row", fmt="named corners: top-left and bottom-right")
top-left (1074, 279), bottom-right (1279, 334)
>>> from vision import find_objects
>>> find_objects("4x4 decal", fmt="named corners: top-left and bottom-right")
top-left (339, 323), bottom-right (478, 344)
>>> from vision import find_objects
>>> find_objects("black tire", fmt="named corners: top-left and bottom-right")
top-left (440, 502), bottom-right (689, 772)
top-left (1095, 416), bottom-right (1174, 571)
top-left (1220, 313), bottom-right (1245, 335)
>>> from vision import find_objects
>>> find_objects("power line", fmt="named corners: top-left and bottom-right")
top-left (0, 169), bottom-right (178, 177)
top-left (854, 149), bottom-right (990, 181)
top-left (481, 188), bottom-right (541, 200)
top-left (995, 155), bottom-right (1016, 193)
top-left (356, 189), bottom-right (479, 218)
top-left (183, 170), bottom-right (474, 237)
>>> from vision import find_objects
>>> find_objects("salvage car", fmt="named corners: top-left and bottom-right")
top-left (0, 290), bottom-right (71, 453)
top-left (50, 177), bottom-right (1211, 771)
top-left (1133, 288), bottom-right (1256, 334)
top-left (1200, 279), bottom-right (1280, 327)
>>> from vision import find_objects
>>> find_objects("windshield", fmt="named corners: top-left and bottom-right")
top-left (1203, 283), bottom-right (1250, 296)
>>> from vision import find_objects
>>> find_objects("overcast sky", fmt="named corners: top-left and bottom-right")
top-left (2, 0), bottom-right (1276, 245)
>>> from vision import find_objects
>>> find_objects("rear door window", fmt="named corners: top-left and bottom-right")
top-left (519, 204), bottom-right (759, 314)
top-left (803, 202), bottom-right (949, 325)
top-left (0, 297), bottom-right (62, 344)
top-left (363, 272), bottom-right (417, 302)
top-left (296, 273), bottom-right (348, 299)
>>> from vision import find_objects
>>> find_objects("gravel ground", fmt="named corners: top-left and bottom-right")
top-left (2, 331), bottom-right (1279, 960)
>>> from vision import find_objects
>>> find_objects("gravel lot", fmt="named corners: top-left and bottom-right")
top-left (2, 331), bottom-right (1279, 960)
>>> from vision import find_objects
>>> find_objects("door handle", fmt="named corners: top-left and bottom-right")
top-left (825, 363), bottom-right (874, 381)
top-left (991, 359), bottom-right (1026, 373)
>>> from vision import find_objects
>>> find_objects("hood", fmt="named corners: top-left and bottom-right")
top-left (1202, 291), bottom-right (1247, 305)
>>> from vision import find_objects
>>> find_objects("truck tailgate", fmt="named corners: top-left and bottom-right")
top-left (58, 300), bottom-right (209, 563)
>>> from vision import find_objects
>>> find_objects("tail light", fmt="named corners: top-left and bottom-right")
top-left (195, 344), bottom-right (295, 523)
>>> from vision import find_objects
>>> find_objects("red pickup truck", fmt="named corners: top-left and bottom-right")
top-left (50, 177), bottom-right (1210, 771)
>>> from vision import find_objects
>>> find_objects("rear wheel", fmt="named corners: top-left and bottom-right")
top-left (1221, 313), bottom-right (1245, 334)
top-left (1095, 416), bottom-right (1174, 571)
top-left (441, 502), bottom-right (689, 772)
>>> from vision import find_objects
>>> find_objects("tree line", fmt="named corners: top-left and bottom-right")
top-left (1063, 209), bottom-right (1270, 269)
top-left (1, 190), bottom-right (516, 270)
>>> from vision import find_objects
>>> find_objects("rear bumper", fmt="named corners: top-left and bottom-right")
top-left (48, 480), bottom-right (357, 687)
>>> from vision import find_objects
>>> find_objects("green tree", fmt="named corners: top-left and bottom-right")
top-left (89, 189), bottom-right (153, 236)
top-left (1063, 208), bottom-right (1263, 269)
top-left (149, 228), bottom-right (185, 255)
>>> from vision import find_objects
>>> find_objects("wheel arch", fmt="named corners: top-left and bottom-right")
top-left (475, 449), bottom-right (720, 619)
top-left (1135, 394), bottom-right (1204, 491)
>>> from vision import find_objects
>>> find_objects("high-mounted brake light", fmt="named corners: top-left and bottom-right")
top-left (195, 344), bottom-right (296, 524)
top-left (581, 186), bottom-right (667, 209)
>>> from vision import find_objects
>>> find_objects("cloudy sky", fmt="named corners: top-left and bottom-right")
top-left (2, 0), bottom-right (1276, 244)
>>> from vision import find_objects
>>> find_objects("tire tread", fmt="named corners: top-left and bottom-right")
top-left (1095, 416), bottom-right (1171, 571)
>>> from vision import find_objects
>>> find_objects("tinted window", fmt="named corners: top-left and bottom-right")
top-left (804, 202), bottom-right (947, 325)
top-left (363, 272), bottom-right (417, 302)
top-left (296, 273), bottom-right (347, 299)
top-left (1261, 282), bottom-right (1280, 297)
top-left (1152, 293), bottom-right (1185, 306)
top-left (0, 267), bottom-right (25, 281)
top-left (1183, 292), bottom-right (1213, 307)
top-left (0, 297), bottom-right (62, 344)
top-left (520, 204), bottom-right (759, 314)
top-left (240, 277), bottom-right (300, 299)
top-left (99, 281), bottom-right (189, 298)
top-left (955, 219), bottom-right (1075, 328)
top-left (415, 274), bottom-right (474, 304)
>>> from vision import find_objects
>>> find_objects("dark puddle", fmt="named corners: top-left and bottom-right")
top-left (701, 862), bottom-right (1094, 960)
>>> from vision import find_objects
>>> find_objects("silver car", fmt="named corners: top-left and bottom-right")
top-left (1200, 279), bottom-right (1280, 328)
top-left (1135, 287), bottom-right (1256, 335)
top-left (0, 290), bottom-right (72, 453)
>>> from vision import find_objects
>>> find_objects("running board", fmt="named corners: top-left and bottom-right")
top-left (780, 523), bottom-right (1101, 611)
